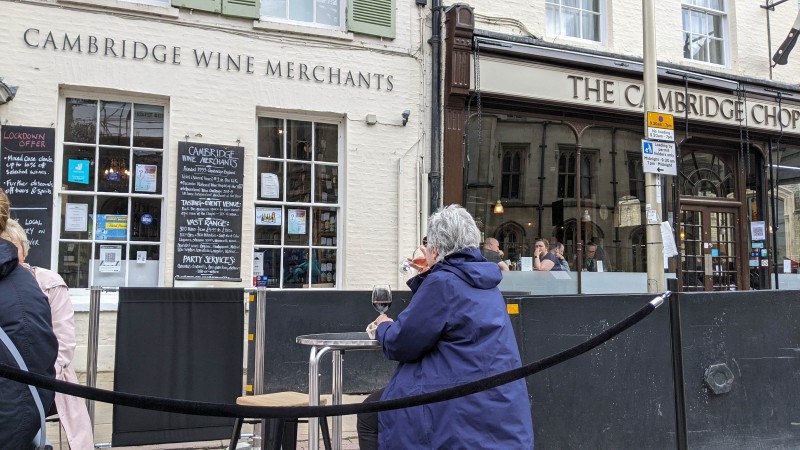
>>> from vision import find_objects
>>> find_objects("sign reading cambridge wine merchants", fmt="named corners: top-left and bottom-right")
top-left (0, 125), bottom-right (55, 269)
top-left (174, 142), bottom-right (244, 280)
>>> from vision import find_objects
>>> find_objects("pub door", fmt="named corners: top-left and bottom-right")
top-left (679, 204), bottom-right (742, 291)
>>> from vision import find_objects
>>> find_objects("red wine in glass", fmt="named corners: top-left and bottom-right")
top-left (372, 284), bottom-right (392, 314)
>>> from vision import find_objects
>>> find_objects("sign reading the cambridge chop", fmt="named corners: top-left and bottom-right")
top-left (478, 57), bottom-right (800, 136)
top-left (21, 28), bottom-right (396, 92)
top-left (0, 126), bottom-right (54, 269)
top-left (174, 142), bottom-right (244, 280)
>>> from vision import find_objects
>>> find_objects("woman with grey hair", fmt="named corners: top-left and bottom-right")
top-left (357, 205), bottom-right (534, 449)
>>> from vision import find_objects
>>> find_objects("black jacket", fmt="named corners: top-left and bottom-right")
top-left (0, 238), bottom-right (57, 450)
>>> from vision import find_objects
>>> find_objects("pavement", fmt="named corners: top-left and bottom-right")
top-left (46, 372), bottom-right (365, 450)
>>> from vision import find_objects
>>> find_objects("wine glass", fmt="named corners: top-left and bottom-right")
top-left (372, 284), bottom-right (392, 314)
top-left (399, 247), bottom-right (428, 277)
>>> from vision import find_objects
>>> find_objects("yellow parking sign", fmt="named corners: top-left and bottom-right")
top-left (647, 112), bottom-right (674, 129)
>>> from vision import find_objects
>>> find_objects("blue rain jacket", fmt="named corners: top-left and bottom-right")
top-left (376, 248), bottom-right (534, 449)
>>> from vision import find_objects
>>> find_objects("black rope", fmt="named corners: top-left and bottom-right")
top-left (0, 294), bottom-right (668, 420)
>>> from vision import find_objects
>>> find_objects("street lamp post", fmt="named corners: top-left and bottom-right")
top-left (643, 0), bottom-right (665, 293)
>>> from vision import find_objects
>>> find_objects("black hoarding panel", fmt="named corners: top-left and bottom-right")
top-left (680, 291), bottom-right (800, 450)
top-left (261, 291), bottom-right (410, 394)
top-left (0, 126), bottom-right (55, 269)
top-left (519, 294), bottom-right (677, 449)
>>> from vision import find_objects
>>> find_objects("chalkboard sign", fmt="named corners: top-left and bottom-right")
top-left (0, 126), bottom-right (55, 269)
top-left (174, 142), bottom-right (244, 280)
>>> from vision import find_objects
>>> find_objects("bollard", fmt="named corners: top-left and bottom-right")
top-left (86, 286), bottom-right (102, 426)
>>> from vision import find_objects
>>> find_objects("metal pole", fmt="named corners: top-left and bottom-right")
top-left (86, 286), bottom-right (102, 426)
top-left (643, 0), bottom-right (666, 293)
top-left (253, 287), bottom-right (267, 450)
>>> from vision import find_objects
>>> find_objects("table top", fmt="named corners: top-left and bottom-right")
top-left (296, 332), bottom-right (381, 350)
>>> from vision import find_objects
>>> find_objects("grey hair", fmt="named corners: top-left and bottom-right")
top-left (426, 204), bottom-right (481, 262)
top-left (1, 218), bottom-right (29, 258)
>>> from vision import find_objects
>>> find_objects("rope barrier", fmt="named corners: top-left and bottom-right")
top-left (0, 293), bottom-right (668, 420)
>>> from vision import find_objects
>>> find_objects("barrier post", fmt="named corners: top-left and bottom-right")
top-left (86, 286), bottom-right (102, 425)
top-left (254, 286), bottom-right (267, 450)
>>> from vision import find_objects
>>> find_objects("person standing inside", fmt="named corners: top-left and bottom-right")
top-left (357, 205), bottom-right (534, 449)
top-left (0, 190), bottom-right (58, 449)
top-left (3, 219), bottom-right (94, 450)
top-left (533, 238), bottom-right (563, 271)
top-left (481, 237), bottom-right (510, 271)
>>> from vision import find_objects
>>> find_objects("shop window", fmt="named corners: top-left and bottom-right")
top-left (255, 117), bottom-right (341, 289)
top-left (627, 154), bottom-right (645, 202)
top-left (682, 0), bottom-right (726, 65)
top-left (500, 147), bottom-right (524, 200)
top-left (558, 148), bottom-right (595, 199)
top-left (679, 151), bottom-right (734, 197)
top-left (545, 0), bottom-right (603, 42)
top-left (59, 97), bottom-right (166, 289)
top-left (261, 0), bottom-right (395, 37)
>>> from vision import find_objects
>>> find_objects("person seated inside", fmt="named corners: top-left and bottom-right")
top-left (481, 237), bottom-right (509, 271)
top-left (357, 205), bottom-right (534, 450)
top-left (552, 241), bottom-right (570, 271)
top-left (533, 238), bottom-right (563, 271)
top-left (583, 241), bottom-right (610, 272)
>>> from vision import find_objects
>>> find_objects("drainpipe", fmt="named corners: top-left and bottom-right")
top-left (429, 0), bottom-right (442, 214)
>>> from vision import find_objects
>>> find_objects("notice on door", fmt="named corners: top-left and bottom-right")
top-left (0, 126), bottom-right (55, 269)
top-left (174, 142), bottom-right (244, 280)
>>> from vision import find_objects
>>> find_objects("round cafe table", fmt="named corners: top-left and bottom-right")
top-left (296, 332), bottom-right (381, 450)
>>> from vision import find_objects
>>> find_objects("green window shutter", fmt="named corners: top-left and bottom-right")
top-left (223, 0), bottom-right (260, 18)
top-left (172, 0), bottom-right (221, 13)
top-left (347, 0), bottom-right (395, 39)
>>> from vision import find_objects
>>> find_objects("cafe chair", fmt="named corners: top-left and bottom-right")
top-left (228, 391), bottom-right (332, 450)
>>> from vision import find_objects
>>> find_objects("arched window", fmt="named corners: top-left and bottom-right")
top-left (496, 222), bottom-right (526, 262)
top-left (558, 147), bottom-right (595, 199)
top-left (501, 147), bottom-right (524, 200)
top-left (680, 151), bottom-right (734, 198)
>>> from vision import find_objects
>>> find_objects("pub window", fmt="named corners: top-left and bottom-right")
top-left (630, 226), bottom-right (647, 272)
top-left (558, 148), bottom-right (595, 199)
top-left (682, 0), bottom-right (727, 65)
top-left (545, 0), bottom-right (603, 42)
top-left (627, 155), bottom-right (645, 202)
top-left (500, 147), bottom-right (524, 200)
top-left (255, 116), bottom-right (341, 289)
top-left (58, 96), bottom-right (166, 289)
top-left (261, 0), bottom-right (344, 28)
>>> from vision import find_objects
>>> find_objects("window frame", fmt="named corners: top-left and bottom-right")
top-left (545, 0), bottom-right (606, 44)
top-left (557, 146), bottom-right (596, 200)
top-left (681, 0), bottom-right (728, 66)
top-left (253, 113), bottom-right (343, 290)
top-left (56, 91), bottom-right (169, 290)
top-left (500, 145), bottom-right (526, 201)
top-left (259, 0), bottom-right (346, 30)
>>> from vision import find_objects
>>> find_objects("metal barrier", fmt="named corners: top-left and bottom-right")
top-left (87, 285), bottom-right (118, 426)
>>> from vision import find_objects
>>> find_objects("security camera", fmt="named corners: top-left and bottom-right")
top-left (402, 109), bottom-right (411, 126)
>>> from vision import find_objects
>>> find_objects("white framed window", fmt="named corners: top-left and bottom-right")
top-left (682, 0), bottom-right (727, 65)
top-left (261, 0), bottom-right (344, 28)
top-left (545, 0), bottom-right (603, 42)
top-left (121, 0), bottom-right (171, 6)
top-left (254, 116), bottom-right (341, 289)
top-left (58, 95), bottom-right (167, 289)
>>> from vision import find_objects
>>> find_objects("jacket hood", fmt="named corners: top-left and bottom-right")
top-left (0, 238), bottom-right (19, 280)
top-left (436, 247), bottom-right (502, 289)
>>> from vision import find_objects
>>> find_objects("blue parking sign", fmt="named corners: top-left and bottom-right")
top-left (643, 141), bottom-right (654, 154)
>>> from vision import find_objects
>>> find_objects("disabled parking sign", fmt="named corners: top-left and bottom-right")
top-left (641, 139), bottom-right (677, 175)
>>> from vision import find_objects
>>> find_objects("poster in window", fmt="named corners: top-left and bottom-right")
top-left (95, 214), bottom-right (128, 240)
top-left (135, 164), bottom-right (158, 193)
top-left (65, 203), bottom-right (88, 232)
top-left (256, 207), bottom-right (281, 226)
top-left (99, 245), bottom-right (122, 272)
top-left (261, 173), bottom-right (279, 198)
top-left (68, 159), bottom-right (90, 184)
top-left (287, 209), bottom-right (307, 235)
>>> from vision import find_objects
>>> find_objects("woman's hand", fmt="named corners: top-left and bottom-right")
top-left (375, 314), bottom-right (394, 326)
